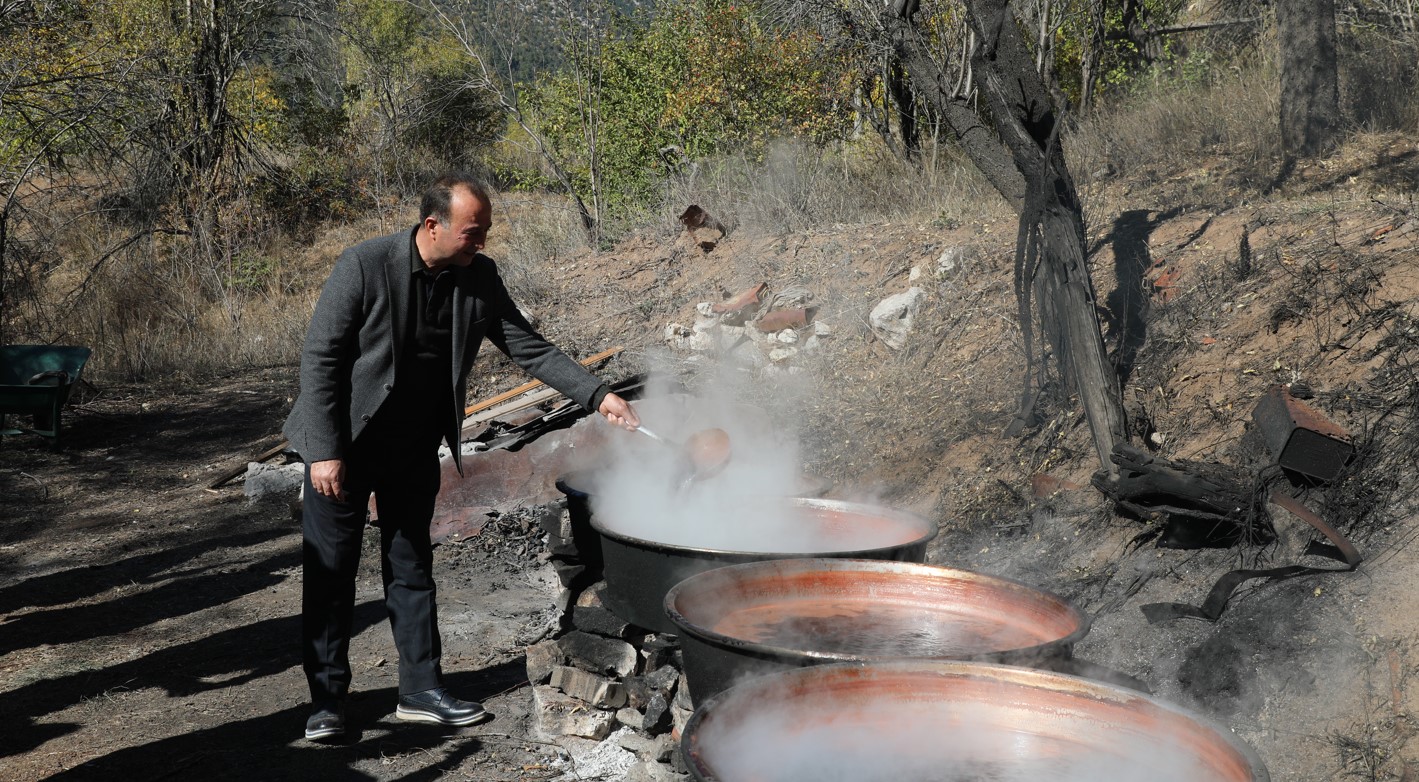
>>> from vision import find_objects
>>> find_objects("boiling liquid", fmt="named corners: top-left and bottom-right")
top-left (711, 599), bottom-right (1048, 657)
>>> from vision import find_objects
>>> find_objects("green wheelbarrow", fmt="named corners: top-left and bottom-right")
top-left (1, 345), bottom-right (92, 446)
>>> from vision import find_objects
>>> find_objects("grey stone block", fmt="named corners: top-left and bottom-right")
top-left (572, 604), bottom-right (633, 638)
top-left (532, 685), bottom-right (615, 740)
top-left (642, 692), bottom-right (671, 734)
top-left (525, 638), bottom-right (564, 685)
top-left (558, 631), bottom-right (638, 678)
top-left (550, 665), bottom-right (627, 709)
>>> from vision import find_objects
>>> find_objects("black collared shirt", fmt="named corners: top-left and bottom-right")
top-left (365, 236), bottom-right (458, 446)
top-left (409, 243), bottom-right (456, 368)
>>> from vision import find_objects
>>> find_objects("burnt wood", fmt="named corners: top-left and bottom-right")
top-left (1092, 443), bottom-right (1256, 545)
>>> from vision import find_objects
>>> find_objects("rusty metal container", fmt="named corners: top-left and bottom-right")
top-left (682, 660), bottom-right (1269, 782)
top-left (1252, 385), bottom-right (1354, 481)
top-left (665, 558), bottom-right (1089, 705)
top-left (592, 500), bottom-right (937, 634)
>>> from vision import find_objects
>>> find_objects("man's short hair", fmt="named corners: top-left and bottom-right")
top-left (420, 174), bottom-right (492, 225)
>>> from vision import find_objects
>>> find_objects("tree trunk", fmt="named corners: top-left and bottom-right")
top-left (1277, 0), bottom-right (1340, 157)
top-left (890, 1), bottom-right (1127, 478)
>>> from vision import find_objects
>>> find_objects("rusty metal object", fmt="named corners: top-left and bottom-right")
top-left (1252, 385), bottom-right (1354, 481)
top-left (665, 559), bottom-right (1089, 705)
top-left (710, 282), bottom-right (767, 315)
top-left (753, 307), bottom-right (811, 332)
top-left (683, 661), bottom-right (1270, 782)
top-left (591, 499), bottom-right (937, 634)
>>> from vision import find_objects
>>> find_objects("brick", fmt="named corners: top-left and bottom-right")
top-left (532, 685), bottom-right (615, 741)
top-left (558, 631), bottom-right (638, 678)
top-left (525, 639), bottom-right (564, 685)
top-left (550, 665), bottom-right (628, 710)
top-left (572, 605), bottom-right (633, 638)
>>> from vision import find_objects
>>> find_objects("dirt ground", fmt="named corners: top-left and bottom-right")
top-left (5, 133), bottom-right (1419, 781)
top-left (0, 372), bottom-right (578, 781)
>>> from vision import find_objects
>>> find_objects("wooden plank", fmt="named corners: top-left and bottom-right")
top-left (207, 440), bottom-right (290, 490)
top-left (208, 346), bottom-right (623, 490)
top-left (463, 346), bottom-right (622, 417)
top-left (460, 387), bottom-right (566, 437)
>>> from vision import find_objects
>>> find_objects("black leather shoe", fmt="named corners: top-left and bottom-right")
top-left (396, 687), bottom-right (489, 726)
top-left (304, 702), bottom-right (346, 741)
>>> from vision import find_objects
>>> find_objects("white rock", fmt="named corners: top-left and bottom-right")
top-left (244, 462), bottom-right (304, 502)
top-left (869, 287), bottom-right (924, 350)
top-left (696, 302), bottom-right (716, 316)
top-left (663, 323), bottom-right (692, 350)
top-left (692, 315), bottom-right (718, 333)
top-left (768, 346), bottom-right (799, 363)
top-left (909, 265), bottom-right (922, 281)
top-left (813, 321), bottom-right (832, 337)
top-left (936, 246), bottom-right (972, 275)
top-left (775, 329), bottom-right (799, 344)
top-left (687, 331), bottom-right (715, 352)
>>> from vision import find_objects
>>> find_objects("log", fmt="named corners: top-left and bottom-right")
top-left (1092, 443), bottom-right (1257, 547)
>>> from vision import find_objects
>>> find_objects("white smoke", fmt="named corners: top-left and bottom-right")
top-left (692, 675), bottom-right (1249, 782)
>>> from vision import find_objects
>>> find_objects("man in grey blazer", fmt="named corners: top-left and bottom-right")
top-left (284, 174), bottom-right (638, 741)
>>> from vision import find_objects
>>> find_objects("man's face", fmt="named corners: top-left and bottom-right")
top-left (424, 187), bottom-right (492, 269)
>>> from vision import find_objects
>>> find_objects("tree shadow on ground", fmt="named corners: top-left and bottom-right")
top-left (1096, 207), bottom-right (1196, 383)
top-left (0, 526), bottom-right (288, 616)
top-left (0, 547), bottom-right (297, 657)
top-left (4, 601), bottom-right (385, 760)
top-left (40, 660), bottom-right (527, 782)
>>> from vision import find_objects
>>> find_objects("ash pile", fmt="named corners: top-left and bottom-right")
top-left (524, 501), bottom-right (692, 781)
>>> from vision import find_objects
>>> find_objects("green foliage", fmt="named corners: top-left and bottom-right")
top-left (1050, 0), bottom-right (1187, 108)
top-left (525, 0), bottom-right (854, 217)
top-left (404, 34), bottom-right (507, 161)
top-left (228, 250), bottom-right (277, 293)
top-left (253, 148), bottom-right (361, 229)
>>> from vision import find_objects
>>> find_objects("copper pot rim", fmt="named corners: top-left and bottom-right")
top-left (587, 497), bottom-right (939, 557)
top-left (682, 660), bottom-right (1270, 782)
top-left (663, 558), bottom-right (1091, 663)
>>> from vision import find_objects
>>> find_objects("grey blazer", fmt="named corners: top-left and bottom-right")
top-left (283, 226), bottom-right (606, 471)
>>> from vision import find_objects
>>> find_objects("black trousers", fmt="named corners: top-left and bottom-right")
top-left (302, 435), bottom-right (443, 703)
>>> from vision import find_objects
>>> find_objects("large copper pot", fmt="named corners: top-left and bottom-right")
top-left (682, 661), bottom-right (1269, 782)
top-left (665, 558), bottom-right (1089, 704)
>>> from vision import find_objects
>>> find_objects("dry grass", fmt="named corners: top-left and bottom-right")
top-left (8, 40), bottom-right (1416, 395)
top-left (655, 135), bottom-right (1005, 237)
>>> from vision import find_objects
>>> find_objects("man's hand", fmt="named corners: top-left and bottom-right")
top-left (598, 392), bottom-right (640, 431)
top-left (309, 459), bottom-right (347, 502)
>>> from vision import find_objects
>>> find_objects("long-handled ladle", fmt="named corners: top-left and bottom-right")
top-left (634, 425), bottom-right (732, 486)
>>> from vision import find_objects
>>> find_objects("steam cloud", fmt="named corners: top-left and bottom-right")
top-left (694, 694), bottom-right (1228, 782)
top-left (589, 385), bottom-right (848, 552)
